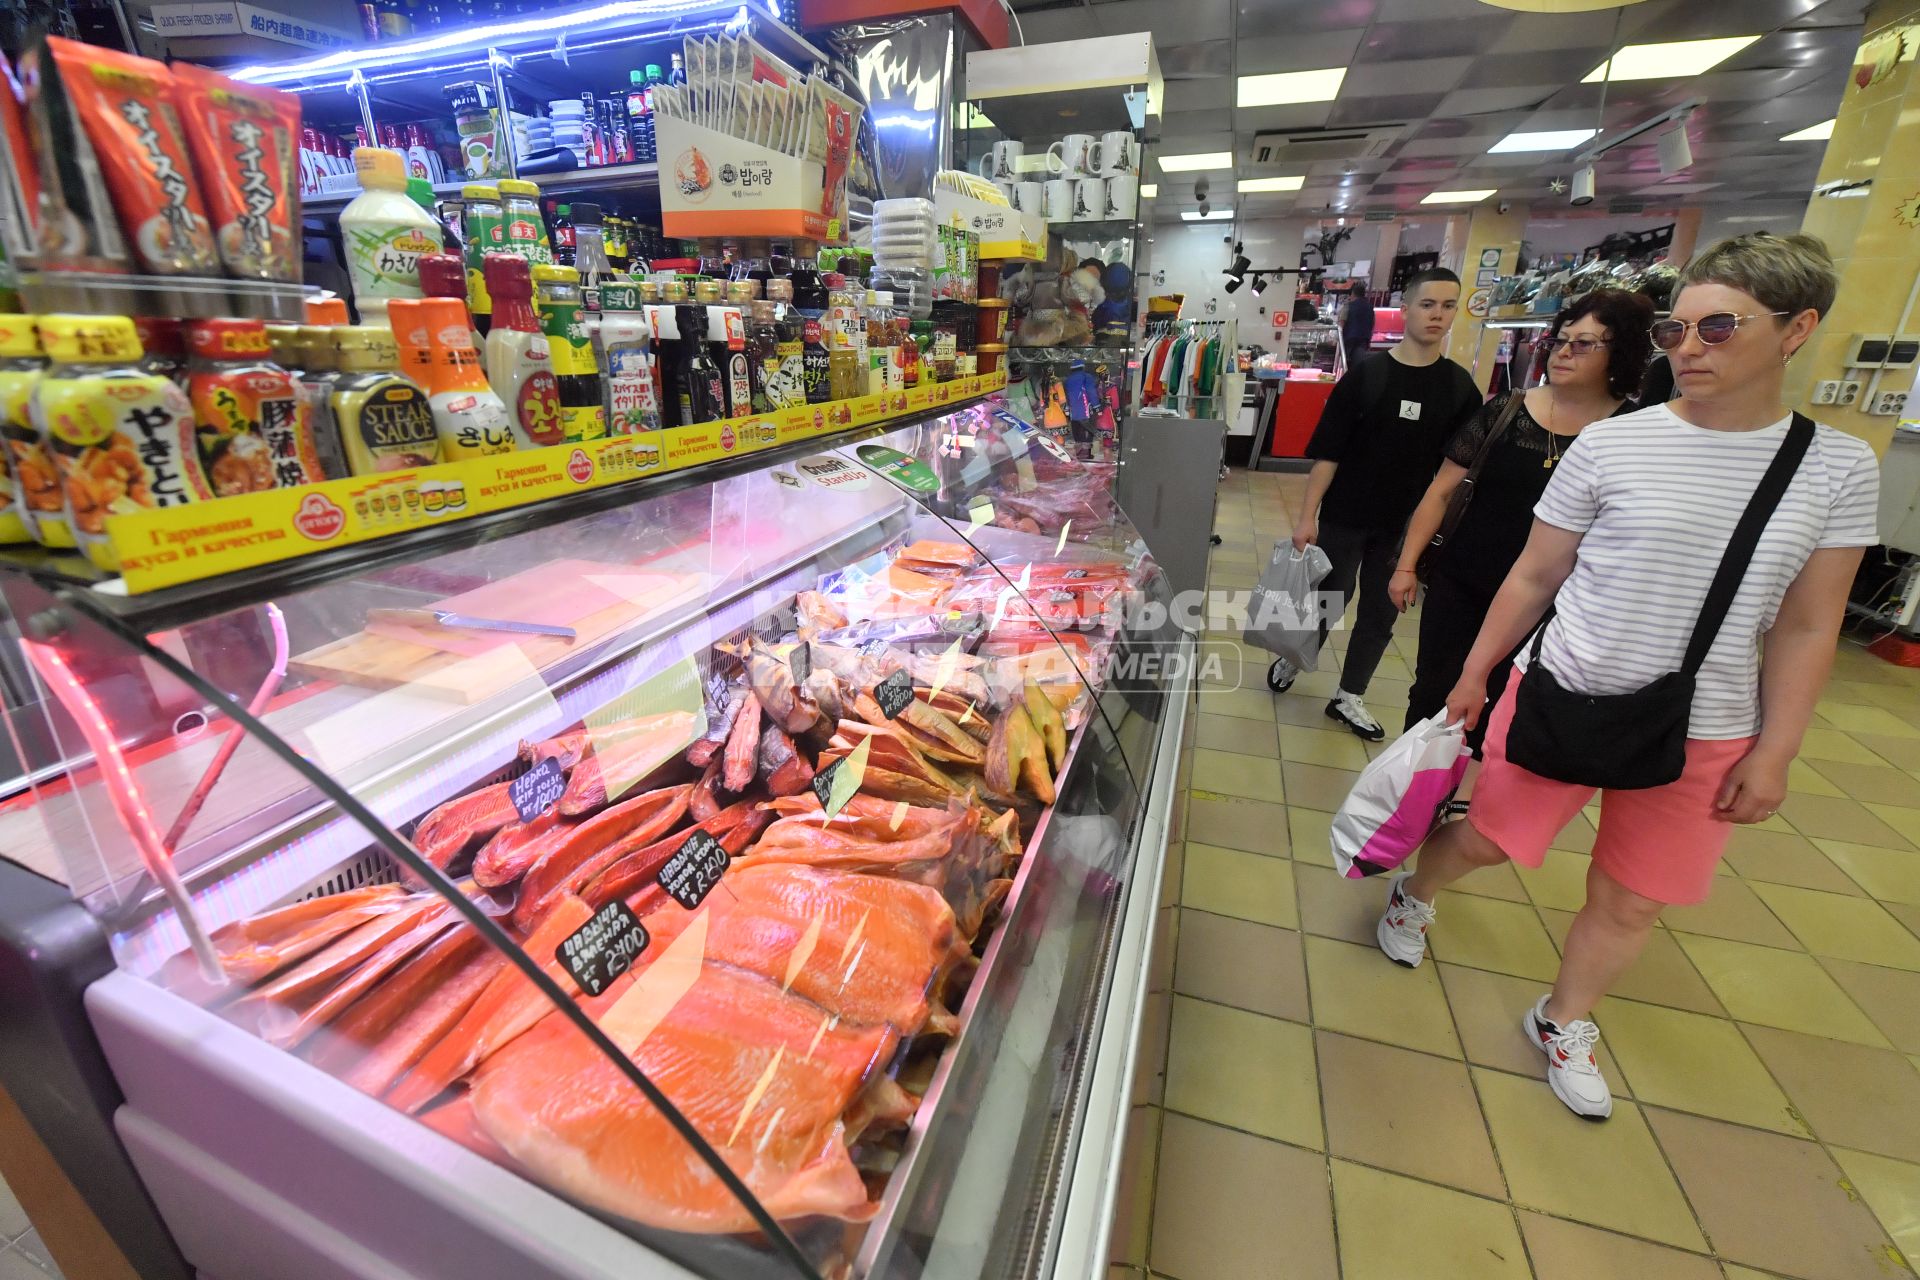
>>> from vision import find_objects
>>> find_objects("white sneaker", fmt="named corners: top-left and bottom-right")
top-left (1266, 657), bottom-right (1297, 692)
top-left (1523, 996), bottom-right (1613, 1121)
top-left (1327, 690), bottom-right (1385, 741)
top-left (1376, 872), bottom-right (1435, 968)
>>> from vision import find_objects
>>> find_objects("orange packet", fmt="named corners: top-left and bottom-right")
top-left (0, 52), bottom-right (41, 245)
top-left (45, 36), bottom-right (217, 276)
top-left (169, 62), bottom-right (301, 283)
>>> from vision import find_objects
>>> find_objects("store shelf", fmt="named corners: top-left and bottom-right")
top-left (13, 271), bottom-right (316, 321)
top-left (302, 162), bottom-right (661, 213)
top-left (301, 176), bottom-right (473, 214)
top-left (1046, 218), bottom-right (1139, 238)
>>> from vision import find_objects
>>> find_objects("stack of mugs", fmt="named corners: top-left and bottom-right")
top-left (976, 130), bottom-right (1140, 224)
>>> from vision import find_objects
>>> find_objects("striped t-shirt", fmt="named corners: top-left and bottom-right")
top-left (1525, 404), bottom-right (1880, 740)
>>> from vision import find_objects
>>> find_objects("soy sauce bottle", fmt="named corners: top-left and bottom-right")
top-left (677, 304), bottom-right (726, 424)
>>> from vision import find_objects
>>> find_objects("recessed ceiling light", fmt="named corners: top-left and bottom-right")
top-left (1159, 151), bottom-right (1235, 173)
top-left (1141, 183), bottom-right (1158, 197)
top-left (1421, 189), bottom-right (1497, 205)
top-left (1182, 209), bottom-right (1235, 221)
top-left (1489, 128), bottom-right (1599, 154)
top-left (1236, 68), bottom-right (1346, 108)
top-left (1782, 118), bottom-right (1835, 142)
top-left (1582, 36), bottom-right (1759, 82)
top-left (1238, 176), bottom-right (1305, 192)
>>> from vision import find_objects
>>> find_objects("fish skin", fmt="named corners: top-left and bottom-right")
top-left (581, 801), bottom-right (769, 909)
top-left (757, 723), bottom-right (814, 797)
top-left (686, 676), bottom-right (743, 768)
top-left (517, 731), bottom-right (590, 773)
top-left (558, 712), bottom-right (698, 817)
top-left (340, 934), bottom-right (503, 1098)
top-left (157, 883), bottom-right (408, 995)
top-left (238, 901), bottom-right (455, 1048)
top-left (688, 756), bottom-right (725, 822)
top-left (470, 810), bottom-right (568, 890)
top-left (508, 785), bottom-right (694, 934)
top-left (758, 793), bottom-right (953, 840)
top-left (747, 641), bottom-right (818, 735)
top-left (413, 783), bottom-right (518, 872)
top-left (721, 691), bottom-right (762, 793)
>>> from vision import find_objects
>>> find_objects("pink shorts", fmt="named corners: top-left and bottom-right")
top-left (1467, 674), bottom-right (1757, 905)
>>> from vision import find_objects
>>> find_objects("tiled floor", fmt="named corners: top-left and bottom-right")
top-left (1117, 467), bottom-right (1920, 1280)
top-left (0, 1173), bottom-right (60, 1279)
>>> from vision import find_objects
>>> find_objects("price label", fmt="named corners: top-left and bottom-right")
top-left (509, 757), bottom-right (567, 823)
top-left (786, 640), bottom-right (811, 686)
top-left (556, 899), bottom-right (650, 997)
top-left (811, 735), bottom-right (870, 820)
top-left (872, 669), bottom-right (915, 720)
top-left (657, 829), bottom-right (731, 910)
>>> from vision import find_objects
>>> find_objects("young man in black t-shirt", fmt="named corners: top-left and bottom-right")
top-left (1283, 268), bottom-right (1481, 739)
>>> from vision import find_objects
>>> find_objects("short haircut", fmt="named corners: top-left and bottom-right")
top-left (1404, 267), bottom-right (1461, 298)
top-left (1552, 288), bottom-right (1655, 399)
top-left (1678, 232), bottom-right (1837, 321)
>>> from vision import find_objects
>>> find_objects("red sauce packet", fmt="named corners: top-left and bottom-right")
top-left (45, 36), bottom-right (217, 276)
top-left (169, 63), bottom-right (301, 283)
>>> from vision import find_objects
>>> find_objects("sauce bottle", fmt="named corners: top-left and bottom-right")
top-left (764, 278), bottom-right (806, 409)
top-left (800, 307), bottom-right (831, 405)
top-left (865, 290), bottom-right (895, 394)
top-left (531, 264), bottom-right (607, 442)
top-left (711, 307), bottom-right (751, 419)
top-left (646, 302), bottom-right (686, 429)
top-left (329, 325), bottom-right (440, 474)
top-left (483, 254), bottom-right (565, 448)
top-left (133, 317), bottom-right (188, 386)
top-left (293, 325), bottom-right (352, 479)
top-left (460, 183), bottom-right (503, 335)
top-left (187, 317), bottom-right (324, 494)
top-left (551, 203), bottom-right (576, 267)
top-left (33, 315), bottom-right (206, 566)
top-left (498, 179), bottom-right (551, 264)
top-left (572, 202), bottom-right (613, 311)
top-left (418, 252), bottom-right (482, 354)
top-left (395, 297), bottom-right (516, 459)
top-left (746, 299), bottom-right (779, 413)
top-left (0, 316), bottom-right (49, 545)
top-left (677, 304), bottom-right (726, 425)
top-left (339, 146), bottom-right (444, 326)
top-left (600, 284), bottom-right (661, 434)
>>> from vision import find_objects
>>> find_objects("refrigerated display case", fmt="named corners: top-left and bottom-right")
top-left (0, 401), bottom-right (1191, 1280)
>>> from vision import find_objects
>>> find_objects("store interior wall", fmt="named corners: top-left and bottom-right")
top-left (1137, 218), bottom-right (1310, 354)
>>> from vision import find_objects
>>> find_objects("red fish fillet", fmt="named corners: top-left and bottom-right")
top-left (559, 711), bottom-right (699, 816)
top-left (509, 784), bottom-right (693, 935)
top-left (413, 784), bottom-right (518, 872)
top-left (238, 900), bottom-right (454, 1047)
top-left (470, 962), bottom-right (895, 1233)
top-left (642, 863), bottom-right (960, 1033)
top-left (470, 809), bottom-right (568, 890)
top-left (688, 756), bottom-right (725, 822)
top-left (757, 724), bottom-right (814, 797)
top-left (758, 793), bottom-right (954, 841)
top-left (721, 691), bottom-right (762, 793)
top-left (158, 883), bottom-right (408, 996)
top-left (577, 800), bottom-right (770, 915)
top-left (518, 731), bottom-right (590, 773)
top-left (304, 921), bottom-right (485, 1076)
top-left (386, 896), bottom-right (594, 1114)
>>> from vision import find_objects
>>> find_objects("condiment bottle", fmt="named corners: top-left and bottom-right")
top-left (187, 317), bottom-right (325, 495)
top-left (551, 203), bottom-right (576, 267)
top-left (572, 202), bottom-right (613, 311)
top-left (531, 264), bottom-right (607, 442)
top-left (746, 299), bottom-right (778, 414)
top-left (460, 183), bottom-right (503, 335)
top-left (305, 297), bottom-right (350, 325)
top-left (133, 316), bottom-right (188, 386)
top-left (395, 297), bottom-right (516, 459)
top-left (33, 315), bottom-right (206, 566)
top-left (896, 311), bottom-right (919, 388)
top-left (293, 325), bottom-right (352, 478)
top-left (329, 325), bottom-right (440, 474)
top-left (676, 304), bottom-right (726, 425)
top-left (498, 179), bottom-right (551, 264)
top-left (645, 302), bottom-right (685, 429)
top-left (0, 316), bottom-right (49, 545)
top-left (340, 146), bottom-right (444, 326)
top-left (800, 306), bottom-right (831, 405)
top-left (907, 319), bottom-right (932, 388)
top-left (865, 290), bottom-right (895, 394)
top-left (419, 252), bottom-right (482, 354)
top-left (765, 278), bottom-right (806, 409)
top-left (600, 283), bottom-right (661, 434)
top-left (483, 254), bottom-right (565, 449)
top-left (709, 306), bottom-right (751, 419)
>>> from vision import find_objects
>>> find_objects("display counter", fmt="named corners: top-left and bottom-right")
top-left (0, 396), bottom-right (1191, 1280)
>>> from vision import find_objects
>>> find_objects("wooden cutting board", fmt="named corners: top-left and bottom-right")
top-left (290, 563), bottom-right (702, 703)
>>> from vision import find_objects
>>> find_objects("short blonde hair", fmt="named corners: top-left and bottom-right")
top-left (1678, 232), bottom-right (1837, 320)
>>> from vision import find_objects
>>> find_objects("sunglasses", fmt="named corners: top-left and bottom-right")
top-left (1649, 311), bottom-right (1790, 351)
top-left (1537, 336), bottom-right (1609, 356)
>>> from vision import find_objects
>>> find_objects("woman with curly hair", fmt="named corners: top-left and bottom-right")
top-left (1391, 288), bottom-right (1656, 747)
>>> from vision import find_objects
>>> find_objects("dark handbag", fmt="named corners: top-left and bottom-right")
top-left (1505, 413), bottom-right (1816, 790)
top-left (1415, 392), bottom-right (1525, 583)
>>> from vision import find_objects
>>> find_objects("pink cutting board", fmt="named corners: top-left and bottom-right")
top-left (362, 560), bottom-right (689, 657)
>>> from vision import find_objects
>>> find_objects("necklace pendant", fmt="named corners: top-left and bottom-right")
top-left (1543, 455), bottom-right (1555, 469)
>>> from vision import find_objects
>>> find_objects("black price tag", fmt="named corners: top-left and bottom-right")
top-left (872, 669), bottom-right (915, 720)
top-left (556, 900), bottom-right (650, 997)
top-left (657, 829), bottom-right (730, 910)
top-left (786, 641), bottom-right (811, 686)
top-left (509, 757), bottom-right (567, 823)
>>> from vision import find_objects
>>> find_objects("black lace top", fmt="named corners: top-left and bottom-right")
top-left (1432, 391), bottom-right (1598, 595)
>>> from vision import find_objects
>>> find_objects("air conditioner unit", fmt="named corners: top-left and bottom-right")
top-left (1248, 125), bottom-right (1402, 166)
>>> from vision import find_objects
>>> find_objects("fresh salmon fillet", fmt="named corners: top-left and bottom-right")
top-left (412, 784), bottom-right (518, 872)
top-left (641, 864), bottom-right (960, 1033)
top-left (470, 958), bottom-right (895, 1233)
top-left (559, 711), bottom-right (698, 816)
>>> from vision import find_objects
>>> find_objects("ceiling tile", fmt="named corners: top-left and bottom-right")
top-left (1619, 0), bottom-right (1827, 43)
top-left (1232, 30), bottom-right (1367, 75)
top-left (1396, 136), bottom-right (1484, 158)
top-left (1433, 86), bottom-right (1556, 117)
top-left (1163, 77), bottom-right (1234, 113)
top-left (1490, 10), bottom-right (1625, 54)
top-left (1236, 0), bottom-right (1378, 38)
top-left (1094, 0), bottom-right (1232, 44)
top-left (1158, 40), bottom-right (1235, 79)
top-left (1377, 0), bottom-right (1502, 19)
top-left (1328, 93), bottom-right (1446, 127)
top-left (1234, 102), bottom-right (1338, 133)
top-left (1459, 48), bottom-right (1609, 90)
top-left (1354, 18), bottom-right (1511, 61)
top-left (1340, 57), bottom-right (1474, 98)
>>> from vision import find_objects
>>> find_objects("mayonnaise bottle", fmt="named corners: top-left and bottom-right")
top-left (340, 147), bottom-right (443, 328)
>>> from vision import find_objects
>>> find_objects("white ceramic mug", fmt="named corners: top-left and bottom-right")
top-left (1044, 178), bottom-right (1075, 220)
top-left (1094, 131), bottom-right (1137, 176)
top-left (1073, 176), bottom-right (1106, 221)
top-left (1105, 173), bottom-right (1139, 220)
top-left (974, 140), bottom-right (1024, 182)
top-left (1012, 181), bottom-right (1047, 216)
top-left (995, 180), bottom-right (1016, 206)
top-left (1046, 133), bottom-right (1095, 176)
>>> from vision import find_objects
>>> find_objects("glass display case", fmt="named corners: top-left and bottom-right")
top-left (955, 39), bottom-right (1161, 463)
top-left (0, 404), bottom-right (1191, 1280)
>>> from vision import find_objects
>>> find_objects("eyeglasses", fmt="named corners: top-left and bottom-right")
top-left (1649, 311), bottom-right (1790, 351)
top-left (1538, 336), bottom-right (1609, 356)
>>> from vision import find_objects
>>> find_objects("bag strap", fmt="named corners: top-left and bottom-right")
top-left (1681, 412), bottom-right (1816, 676)
top-left (1460, 391), bottom-right (1527, 486)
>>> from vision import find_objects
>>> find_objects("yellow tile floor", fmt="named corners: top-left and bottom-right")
top-left (1113, 467), bottom-right (1920, 1280)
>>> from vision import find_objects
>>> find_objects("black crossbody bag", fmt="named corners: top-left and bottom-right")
top-left (1505, 413), bottom-right (1815, 791)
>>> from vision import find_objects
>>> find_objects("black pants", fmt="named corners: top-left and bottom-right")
top-left (1316, 520), bottom-right (1401, 697)
top-left (1404, 567), bottom-right (1517, 755)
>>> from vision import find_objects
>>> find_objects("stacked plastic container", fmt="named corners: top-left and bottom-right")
top-left (870, 197), bottom-right (935, 320)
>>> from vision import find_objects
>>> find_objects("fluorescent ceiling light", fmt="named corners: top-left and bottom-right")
top-left (1140, 183), bottom-right (1158, 197)
top-left (1236, 68), bottom-right (1346, 108)
top-left (1582, 36), bottom-right (1759, 83)
top-left (1782, 118), bottom-right (1835, 142)
top-left (1421, 189), bottom-right (1497, 205)
top-left (1159, 151), bottom-right (1234, 173)
top-left (1182, 210), bottom-right (1235, 221)
top-left (1239, 176), bottom-right (1304, 192)
top-left (1489, 128), bottom-right (1598, 154)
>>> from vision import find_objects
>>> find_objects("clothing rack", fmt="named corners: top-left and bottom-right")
top-left (1139, 318), bottom-right (1238, 417)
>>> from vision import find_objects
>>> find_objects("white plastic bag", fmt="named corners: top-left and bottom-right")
top-left (1242, 540), bottom-right (1331, 671)
top-left (1330, 711), bottom-right (1471, 879)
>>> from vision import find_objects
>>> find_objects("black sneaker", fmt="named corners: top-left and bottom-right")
top-left (1326, 690), bottom-right (1386, 741)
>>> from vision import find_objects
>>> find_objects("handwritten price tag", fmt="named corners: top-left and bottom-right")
top-left (557, 900), bottom-right (650, 997)
top-left (657, 830), bottom-right (730, 910)
top-left (509, 757), bottom-right (567, 822)
top-left (873, 669), bottom-right (915, 720)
